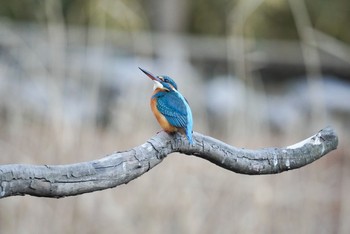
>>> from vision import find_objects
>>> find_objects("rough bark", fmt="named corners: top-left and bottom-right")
top-left (0, 127), bottom-right (338, 199)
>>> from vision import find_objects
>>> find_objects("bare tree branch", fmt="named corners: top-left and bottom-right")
top-left (0, 127), bottom-right (338, 199)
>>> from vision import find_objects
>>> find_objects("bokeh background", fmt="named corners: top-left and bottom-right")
top-left (0, 0), bottom-right (349, 233)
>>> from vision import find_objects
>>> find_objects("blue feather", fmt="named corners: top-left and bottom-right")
top-left (153, 90), bottom-right (193, 144)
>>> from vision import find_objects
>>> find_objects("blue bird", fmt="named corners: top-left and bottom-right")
top-left (139, 67), bottom-right (193, 144)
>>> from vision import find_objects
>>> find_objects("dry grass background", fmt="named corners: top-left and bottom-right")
top-left (1, 1), bottom-right (350, 233)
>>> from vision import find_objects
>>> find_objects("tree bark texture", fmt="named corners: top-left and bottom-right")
top-left (0, 127), bottom-right (338, 199)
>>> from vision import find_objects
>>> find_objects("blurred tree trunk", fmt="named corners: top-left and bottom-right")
top-left (146, 0), bottom-right (189, 33)
top-left (144, 0), bottom-right (192, 83)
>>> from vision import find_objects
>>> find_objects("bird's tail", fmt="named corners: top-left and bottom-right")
top-left (186, 130), bottom-right (193, 145)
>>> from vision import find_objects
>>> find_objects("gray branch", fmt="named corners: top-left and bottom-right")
top-left (0, 127), bottom-right (338, 199)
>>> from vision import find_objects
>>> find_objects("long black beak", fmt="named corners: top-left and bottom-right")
top-left (139, 67), bottom-right (161, 82)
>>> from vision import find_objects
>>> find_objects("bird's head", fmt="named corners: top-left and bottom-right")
top-left (139, 67), bottom-right (178, 92)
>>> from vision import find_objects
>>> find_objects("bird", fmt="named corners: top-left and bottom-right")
top-left (139, 67), bottom-right (193, 144)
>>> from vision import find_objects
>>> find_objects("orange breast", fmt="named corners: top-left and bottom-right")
top-left (150, 96), bottom-right (178, 133)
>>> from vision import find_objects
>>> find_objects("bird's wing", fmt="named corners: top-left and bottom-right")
top-left (156, 92), bottom-right (189, 129)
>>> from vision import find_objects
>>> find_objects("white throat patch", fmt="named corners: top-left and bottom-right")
top-left (153, 80), bottom-right (163, 90)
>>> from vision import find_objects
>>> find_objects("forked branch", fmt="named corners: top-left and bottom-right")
top-left (0, 127), bottom-right (338, 199)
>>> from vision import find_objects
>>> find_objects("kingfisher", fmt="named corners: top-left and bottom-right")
top-left (139, 67), bottom-right (193, 144)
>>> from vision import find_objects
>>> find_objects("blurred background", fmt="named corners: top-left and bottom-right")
top-left (0, 0), bottom-right (349, 233)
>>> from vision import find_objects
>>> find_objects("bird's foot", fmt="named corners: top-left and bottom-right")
top-left (173, 131), bottom-right (186, 142)
top-left (156, 130), bottom-right (187, 144)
